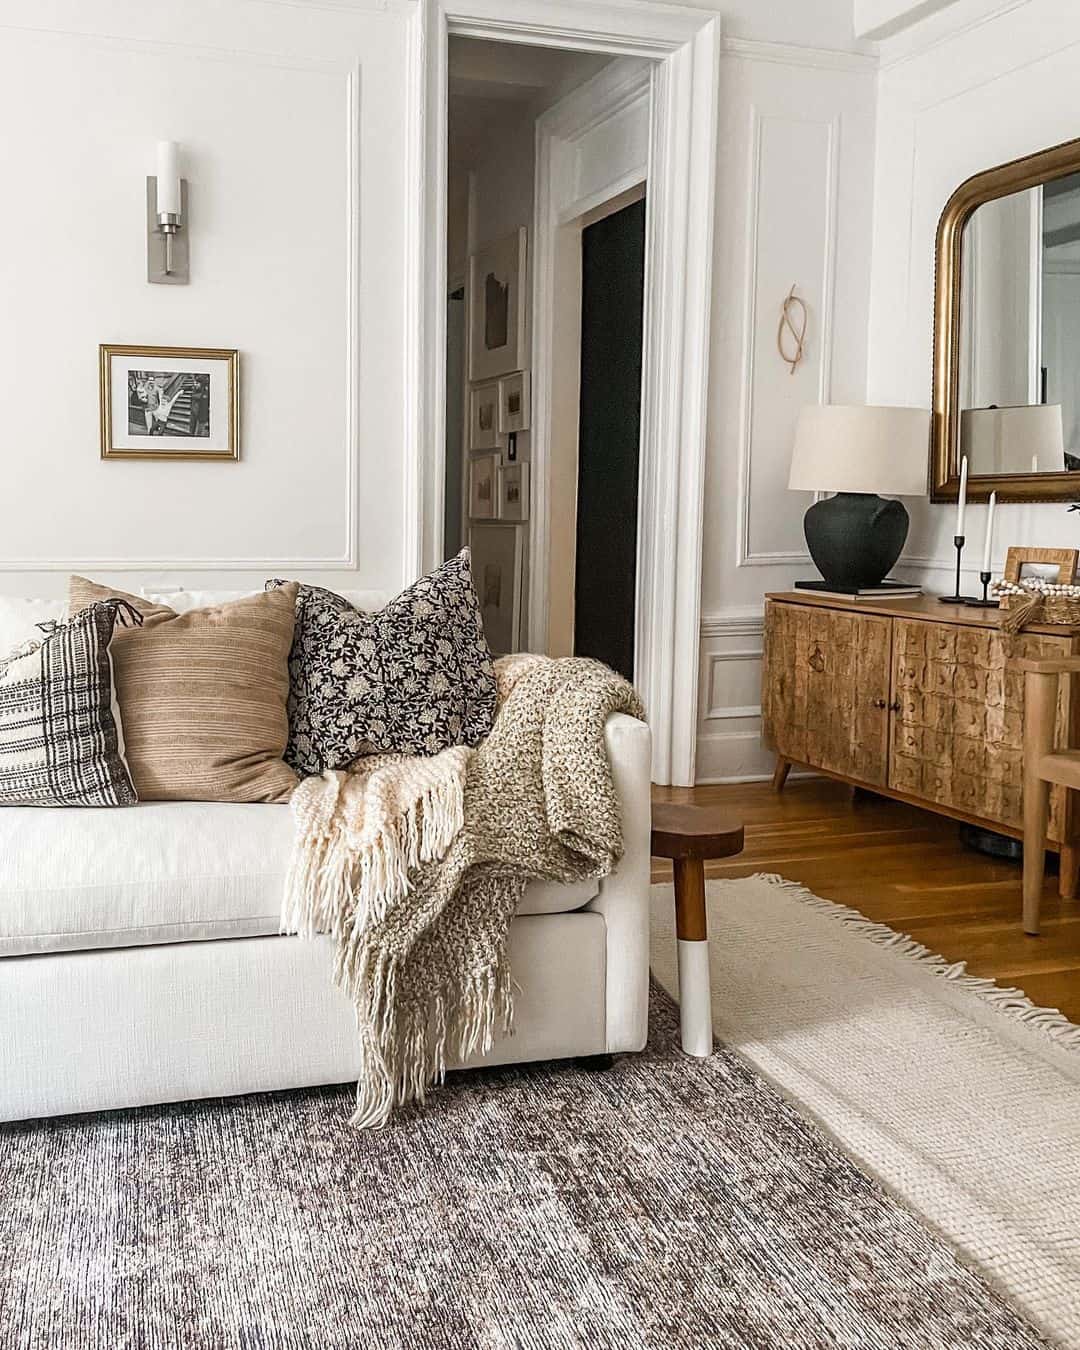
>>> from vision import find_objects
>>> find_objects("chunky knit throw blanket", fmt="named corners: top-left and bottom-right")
top-left (283, 654), bottom-right (645, 1127)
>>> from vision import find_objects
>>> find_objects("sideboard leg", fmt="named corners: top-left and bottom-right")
top-left (1060, 843), bottom-right (1080, 902)
top-left (771, 757), bottom-right (791, 793)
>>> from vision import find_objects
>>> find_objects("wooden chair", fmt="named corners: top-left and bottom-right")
top-left (1018, 654), bottom-right (1080, 934)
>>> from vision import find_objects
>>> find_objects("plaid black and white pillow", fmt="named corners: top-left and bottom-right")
top-left (268, 549), bottom-right (497, 773)
top-left (0, 600), bottom-right (138, 807)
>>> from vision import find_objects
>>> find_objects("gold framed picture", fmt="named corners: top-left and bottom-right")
top-left (1003, 546), bottom-right (1078, 585)
top-left (99, 344), bottom-right (239, 461)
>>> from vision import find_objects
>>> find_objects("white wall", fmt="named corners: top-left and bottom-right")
top-left (695, 44), bottom-right (878, 781)
top-left (867, 0), bottom-right (1080, 594)
top-left (0, 0), bottom-right (410, 601)
top-left (448, 95), bottom-right (536, 640)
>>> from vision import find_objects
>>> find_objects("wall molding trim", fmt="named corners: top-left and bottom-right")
top-left (734, 106), bottom-right (837, 570)
top-left (878, 0), bottom-right (1033, 72)
top-left (704, 702), bottom-right (762, 721)
top-left (699, 610), bottom-right (764, 640)
top-left (721, 36), bottom-right (878, 74)
top-left (0, 46), bottom-right (361, 575)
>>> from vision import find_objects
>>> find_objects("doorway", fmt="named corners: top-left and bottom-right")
top-left (413, 3), bottom-right (721, 783)
top-left (574, 198), bottom-right (646, 681)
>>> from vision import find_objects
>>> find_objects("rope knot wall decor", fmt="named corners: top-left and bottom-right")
top-left (777, 284), bottom-right (807, 375)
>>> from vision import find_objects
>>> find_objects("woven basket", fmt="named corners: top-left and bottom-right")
top-left (999, 592), bottom-right (1080, 622)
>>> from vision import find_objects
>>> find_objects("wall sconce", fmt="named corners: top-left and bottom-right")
top-left (146, 140), bottom-right (189, 285)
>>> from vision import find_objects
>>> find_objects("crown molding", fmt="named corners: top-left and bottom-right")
top-left (721, 36), bottom-right (878, 74)
top-left (878, 0), bottom-right (1032, 72)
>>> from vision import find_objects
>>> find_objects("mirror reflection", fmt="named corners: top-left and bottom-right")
top-left (958, 170), bottom-right (1080, 475)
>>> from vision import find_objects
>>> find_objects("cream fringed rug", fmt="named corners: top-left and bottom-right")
top-left (650, 874), bottom-right (1080, 1349)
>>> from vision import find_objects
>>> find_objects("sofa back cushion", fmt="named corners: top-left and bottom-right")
top-left (140, 586), bottom-right (389, 614)
top-left (0, 600), bottom-right (137, 808)
top-left (268, 549), bottom-right (497, 774)
top-left (68, 578), bottom-right (298, 803)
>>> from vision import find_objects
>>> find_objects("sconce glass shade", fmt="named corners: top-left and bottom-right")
top-left (156, 141), bottom-right (181, 217)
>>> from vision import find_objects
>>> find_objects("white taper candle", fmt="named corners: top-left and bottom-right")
top-left (981, 490), bottom-right (996, 573)
top-left (955, 455), bottom-right (968, 537)
top-left (156, 141), bottom-right (180, 216)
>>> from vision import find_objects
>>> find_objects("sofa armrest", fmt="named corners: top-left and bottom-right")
top-left (586, 712), bottom-right (651, 1053)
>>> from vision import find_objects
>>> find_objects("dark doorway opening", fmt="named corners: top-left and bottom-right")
top-left (574, 197), bottom-right (646, 682)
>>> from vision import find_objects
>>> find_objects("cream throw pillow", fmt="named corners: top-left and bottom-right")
top-left (69, 578), bottom-right (299, 804)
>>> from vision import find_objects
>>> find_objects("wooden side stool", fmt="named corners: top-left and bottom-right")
top-left (651, 802), bottom-right (745, 1055)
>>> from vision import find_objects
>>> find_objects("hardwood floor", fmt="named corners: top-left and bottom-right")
top-left (651, 777), bottom-right (1080, 1022)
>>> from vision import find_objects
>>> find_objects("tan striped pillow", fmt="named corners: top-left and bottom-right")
top-left (68, 578), bottom-right (299, 803)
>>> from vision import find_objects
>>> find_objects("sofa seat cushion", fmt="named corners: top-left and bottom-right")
top-left (0, 803), bottom-right (599, 957)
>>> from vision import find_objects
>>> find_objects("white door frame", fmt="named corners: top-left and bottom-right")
top-left (530, 56), bottom-right (650, 662)
top-left (404, 0), bottom-right (721, 786)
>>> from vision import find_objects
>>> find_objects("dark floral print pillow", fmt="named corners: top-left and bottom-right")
top-left (267, 549), bottom-right (497, 774)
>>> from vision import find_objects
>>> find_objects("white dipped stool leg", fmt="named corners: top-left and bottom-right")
top-left (673, 857), bottom-right (712, 1056)
top-left (677, 939), bottom-right (713, 1055)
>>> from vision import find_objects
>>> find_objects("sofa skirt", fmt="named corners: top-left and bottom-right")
top-left (0, 914), bottom-right (609, 1124)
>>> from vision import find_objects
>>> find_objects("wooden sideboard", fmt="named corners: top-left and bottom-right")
top-left (761, 592), bottom-right (1080, 877)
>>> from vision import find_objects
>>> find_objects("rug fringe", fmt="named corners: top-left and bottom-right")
top-left (747, 873), bottom-right (1080, 1053)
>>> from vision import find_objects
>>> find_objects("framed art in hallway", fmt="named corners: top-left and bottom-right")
top-left (100, 344), bottom-right (238, 461)
top-left (497, 462), bottom-right (529, 522)
top-left (468, 229), bottom-right (527, 382)
top-left (497, 371), bottom-right (530, 434)
top-left (468, 381), bottom-right (500, 451)
top-left (469, 522), bottom-right (522, 655)
top-left (468, 453), bottom-right (499, 520)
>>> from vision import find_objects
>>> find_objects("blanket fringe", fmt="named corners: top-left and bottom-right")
top-left (282, 769), bottom-right (466, 944)
top-left (749, 872), bottom-right (1080, 1052)
top-left (349, 956), bottom-right (515, 1129)
top-left (351, 773), bottom-right (466, 933)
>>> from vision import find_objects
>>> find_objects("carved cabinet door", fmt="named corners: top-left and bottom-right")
top-left (889, 618), bottom-right (1074, 838)
top-left (762, 602), bottom-right (892, 786)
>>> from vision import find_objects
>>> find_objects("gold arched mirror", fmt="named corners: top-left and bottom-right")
top-left (932, 136), bottom-right (1080, 502)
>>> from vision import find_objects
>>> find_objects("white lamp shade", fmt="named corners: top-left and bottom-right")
top-left (789, 405), bottom-right (929, 497)
top-left (960, 404), bottom-right (1064, 474)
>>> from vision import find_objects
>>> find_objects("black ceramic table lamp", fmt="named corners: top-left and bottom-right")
top-left (788, 405), bottom-right (929, 591)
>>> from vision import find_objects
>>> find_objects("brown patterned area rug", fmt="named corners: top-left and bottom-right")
top-left (0, 988), bottom-right (1047, 1350)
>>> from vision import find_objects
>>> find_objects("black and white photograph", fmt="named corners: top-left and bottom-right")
top-left (127, 372), bottom-right (210, 438)
top-left (468, 229), bottom-right (527, 382)
top-left (100, 344), bottom-right (239, 461)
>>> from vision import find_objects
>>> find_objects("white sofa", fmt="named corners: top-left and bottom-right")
top-left (0, 707), bottom-right (652, 1124)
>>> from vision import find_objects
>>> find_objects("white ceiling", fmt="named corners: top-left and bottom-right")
top-left (448, 38), bottom-right (613, 106)
top-left (448, 37), bottom-right (618, 170)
